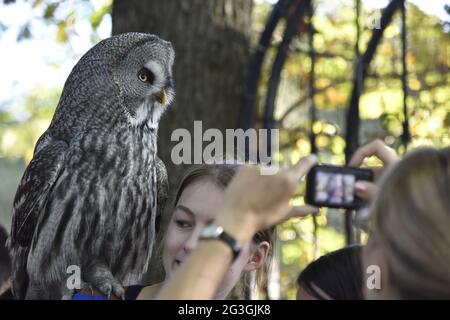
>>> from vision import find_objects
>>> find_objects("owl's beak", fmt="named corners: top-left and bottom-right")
top-left (156, 89), bottom-right (167, 106)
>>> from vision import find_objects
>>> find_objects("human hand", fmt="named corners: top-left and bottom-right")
top-left (216, 155), bottom-right (319, 243)
top-left (349, 139), bottom-right (399, 200)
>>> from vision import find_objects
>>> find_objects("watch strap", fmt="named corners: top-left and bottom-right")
top-left (217, 230), bottom-right (241, 262)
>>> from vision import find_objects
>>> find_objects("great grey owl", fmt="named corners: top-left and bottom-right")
top-left (7, 32), bottom-right (174, 299)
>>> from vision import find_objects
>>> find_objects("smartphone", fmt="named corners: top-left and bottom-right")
top-left (305, 165), bottom-right (373, 209)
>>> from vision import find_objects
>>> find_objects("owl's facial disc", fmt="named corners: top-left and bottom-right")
top-left (129, 59), bottom-right (174, 129)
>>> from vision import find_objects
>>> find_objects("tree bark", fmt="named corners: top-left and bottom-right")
top-left (112, 0), bottom-right (252, 284)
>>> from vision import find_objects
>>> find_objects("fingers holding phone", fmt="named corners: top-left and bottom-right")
top-left (349, 139), bottom-right (399, 200)
top-left (349, 139), bottom-right (398, 168)
top-left (354, 180), bottom-right (377, 200)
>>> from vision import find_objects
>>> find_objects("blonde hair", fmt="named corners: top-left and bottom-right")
top-left (369, 146), bottom-right (450, 299)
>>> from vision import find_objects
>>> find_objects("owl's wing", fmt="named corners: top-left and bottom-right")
top-left (9, 134), bottom-right (68, 248)
top-left (155, 156), bottom-right (169, 235)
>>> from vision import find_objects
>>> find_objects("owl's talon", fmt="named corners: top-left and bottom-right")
top-left (61, 290), bottom-right (75, 300)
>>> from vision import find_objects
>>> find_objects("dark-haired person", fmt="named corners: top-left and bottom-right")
top-left (296, 245), bottom-right (363, 300)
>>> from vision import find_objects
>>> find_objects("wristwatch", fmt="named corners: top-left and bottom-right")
top-left (199, 224), bottom-right (241, 262)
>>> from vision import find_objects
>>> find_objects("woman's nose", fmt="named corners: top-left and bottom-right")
top-left (183, 227), bottom-right (201, 253)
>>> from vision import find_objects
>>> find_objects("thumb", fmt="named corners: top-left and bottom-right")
top-left (354, 181), bottom-right (377, 200)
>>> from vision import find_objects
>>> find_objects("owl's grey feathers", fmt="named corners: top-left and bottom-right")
top-left (8, 134), bottom-right (68, 298)
top-left (10, 134), bottom-right (67, 247)
top-left (8, 33), bottom-right (174, 299)
top-left (154, 156), bottom-right (169, 236)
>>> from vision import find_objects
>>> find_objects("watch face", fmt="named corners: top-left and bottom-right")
top-left (201, 225), bottom-right (223, 238)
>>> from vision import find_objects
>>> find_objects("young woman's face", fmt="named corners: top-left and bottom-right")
top-left (162, 178), bottom-right (269, 299)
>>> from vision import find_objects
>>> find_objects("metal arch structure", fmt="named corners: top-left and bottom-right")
top-left (344, 0), bottom-right (406, 165)
top-left (344, 0), bottom-right (408, 244)
top-left (239, 0), bottom-right (291, 131)
top-left (239, 0), bottom-right (410, 245)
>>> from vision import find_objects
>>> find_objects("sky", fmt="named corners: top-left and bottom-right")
top-left (0, 0), bottom-right (448, 110)
top-left (261, 0), bottom-right (449, 20)
top-left (0, 0), bottom-right (111, 107)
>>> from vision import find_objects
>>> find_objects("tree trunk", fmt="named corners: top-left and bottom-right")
top-left (112, 0), bottom-right (252, 284)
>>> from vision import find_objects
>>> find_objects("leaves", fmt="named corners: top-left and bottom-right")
top-left (43, 2), bottom-right (58, 19)
top-left (32, 0), bottom-right (43, 8)
top-left (89, 3), bottom-right (112, 31)
top-left (56, 21), bottom-right (68, 43)
top-left (16, 23), bottom-right (31, 41)
top-left (0, 86), bottom-right (60, 162)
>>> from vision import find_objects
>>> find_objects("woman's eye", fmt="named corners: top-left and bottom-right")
top-left (137, 68), bottom-right (155, 84)
top-left (175, 220), bottom-right (192, 229)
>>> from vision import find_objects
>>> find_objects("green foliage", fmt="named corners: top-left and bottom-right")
top-left (0, 86), bottom-right (60, 162)
top-left (43, 2), bottom-right (58, 19)
top-left (10, 0), bottom-right (112, 43)
top-left (90, 2), bottom-right (112, 31)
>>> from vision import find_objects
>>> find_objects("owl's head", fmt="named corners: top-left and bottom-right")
top-left (56, 33), bottom-right (175, 133)
top-left (113, 34), bottom-right (175, 129)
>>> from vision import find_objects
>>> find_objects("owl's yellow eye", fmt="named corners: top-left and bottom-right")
top-left (138, 73), bottom-right (147, 82)
top-left (137, 68), bottom-right (155, 84)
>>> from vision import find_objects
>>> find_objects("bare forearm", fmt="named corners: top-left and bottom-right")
top-left (155, 240), bottom-right (232, 300)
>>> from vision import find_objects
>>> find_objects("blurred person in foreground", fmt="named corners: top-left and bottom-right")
top-left (296, 244), bottom-right (364, 300)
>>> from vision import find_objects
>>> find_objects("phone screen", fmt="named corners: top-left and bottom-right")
top-left (306, 165), bottom-right (373, 209)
